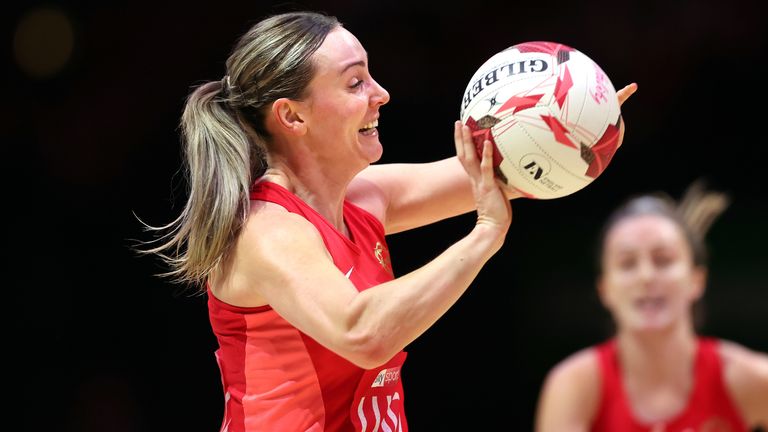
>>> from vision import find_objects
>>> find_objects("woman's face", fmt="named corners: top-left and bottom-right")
top-left (298, 26), bottom-right (390, 168)
top-left (598, 214), bottom-right (705, 333)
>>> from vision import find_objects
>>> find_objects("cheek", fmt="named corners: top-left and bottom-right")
top-left (340, 93), bottom-right (370, 114)
top-left (675, 275), bottom-right (701, 302)
top-left (606, 270), bottom-right (632, 289)
top-left (313, 99), bottom-right (344, 119)
top-left (308, 102), bottom-right (352, 136)
top-left (601, 274), bottom-right (630, 306)
top-left (664, 265), bottom-right (696, 292)
top-left (327, 103), bottom-right (364, 131)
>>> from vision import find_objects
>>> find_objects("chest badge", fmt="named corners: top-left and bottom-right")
top-left (374, 241), bottom-right (391, 272)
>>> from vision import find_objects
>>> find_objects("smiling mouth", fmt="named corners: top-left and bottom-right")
top-left (359, 119), bottom-right (378, 135)
top-left (634, 297), bottom-right (666, 313)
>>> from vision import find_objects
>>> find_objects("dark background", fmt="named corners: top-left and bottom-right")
top-left (8, 0), bottom-right (767, 430)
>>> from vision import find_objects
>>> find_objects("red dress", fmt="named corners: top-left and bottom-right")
top-left (591, 337), bottom-right (748, 432)
top-left (208, 181), bottom-right (408, 431)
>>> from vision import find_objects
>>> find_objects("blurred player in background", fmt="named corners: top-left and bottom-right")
top-left (535, 181), bottom-right (768, 432)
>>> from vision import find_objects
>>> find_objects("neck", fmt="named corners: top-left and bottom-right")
top-left (260, 166), bottom-right (349, 235)
top-left (616, 324), bottom-right (697, 382)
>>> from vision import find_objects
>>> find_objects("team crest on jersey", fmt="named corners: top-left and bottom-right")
top-left (374, 241), bottom-right (391, 271)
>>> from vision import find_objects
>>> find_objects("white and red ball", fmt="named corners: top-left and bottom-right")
top-left (460, 41), bottom-right (622, 199)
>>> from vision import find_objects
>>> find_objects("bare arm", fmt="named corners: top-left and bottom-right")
top-left (535, 349), bottom-right (601, 432)
top-left (348, 155), bottom-right (517, 234)
top-left (219, 123), bottom-right (511, 369)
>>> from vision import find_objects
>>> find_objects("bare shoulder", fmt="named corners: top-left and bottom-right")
top-left (544, 347), bottom-right (601, 389)
top-left (535, 347), bottom-right (601, 432)
top-left (241, 200), bottom-right (325, 249)
top-left (719, 339), bottom-right (768, 379)
top-left (718, 339), bottom-right (768, 427)
top-left (211, 200), bottom-right (330, 307)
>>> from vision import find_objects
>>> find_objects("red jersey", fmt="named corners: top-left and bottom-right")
top-left (591, 337), bottom-right (748, 432)
top-left (208, 181), bottom-right (408, 432)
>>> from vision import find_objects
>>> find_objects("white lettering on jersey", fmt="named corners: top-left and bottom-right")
top-left (356, 392), bottom-right (402, 432)
top-left (357, 397), bottom-right (368, 431)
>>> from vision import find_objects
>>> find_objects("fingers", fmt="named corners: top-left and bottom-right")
top-left (461, 123), bottom-right (476, 164)
top-left (455, 120), bottom-right (480, 173)
top-left (617, 115), bottom-right (626, 148)
top-left (479, 139), bottom-right (494, 179)
top-left (454, 122), bottom-right (513, 231)
top-left (614, 83), bottom-right (635, 148)
top-left (617, 82), bottom-right (638, 106)
top-left (453, 120), bottom-right (465, 160)
top-left (454, 121), bottom-right (501, 189)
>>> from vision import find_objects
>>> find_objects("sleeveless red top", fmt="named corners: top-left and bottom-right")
top-left (208, 181), bottom-right (408, 432)
top-left (591, 337), bottom-right (748, 432)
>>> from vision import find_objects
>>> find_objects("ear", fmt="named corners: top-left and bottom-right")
top-left (271, 98), bottom-right (307, 135)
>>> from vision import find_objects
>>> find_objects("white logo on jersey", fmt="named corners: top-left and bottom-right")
top-left (371, 367), bottom-right (401, 388)
top-left (372, 370), bottom-right (386, 387)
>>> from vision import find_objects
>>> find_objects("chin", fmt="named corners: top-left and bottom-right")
top-left (364, 142), bottom-right (383, 163)
top-left (630, 317), bottom-right (676, 334)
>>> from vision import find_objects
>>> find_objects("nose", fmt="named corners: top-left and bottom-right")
top-left (636, 258), bottom-right (656, 283)
top-left (370, 78), bottom-right (390, 107)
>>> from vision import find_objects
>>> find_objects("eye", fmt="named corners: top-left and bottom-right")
top-left (617, 257), bottom-right (636, 271)
top-left (653, 253), bottom-right (675, 268)
top-left (350, 79), bottom-right (364, 89)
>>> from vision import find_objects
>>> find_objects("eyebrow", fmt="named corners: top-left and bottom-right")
top-left (339, 59), bottom-right (366, 75)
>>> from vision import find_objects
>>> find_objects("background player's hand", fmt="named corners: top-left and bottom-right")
top-left (454, 121), bottom-right (512, 236)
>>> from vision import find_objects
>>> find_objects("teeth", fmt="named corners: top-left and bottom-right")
top-left (361, 120), bottom-right (378, 130)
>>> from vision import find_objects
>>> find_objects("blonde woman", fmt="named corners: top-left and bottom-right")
top-left (139, 10), bottom-right (636, 432)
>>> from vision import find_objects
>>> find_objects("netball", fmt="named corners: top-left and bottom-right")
top-left (460, 41), bottom-right (622, 199)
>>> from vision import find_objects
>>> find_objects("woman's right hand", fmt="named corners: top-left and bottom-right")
top-left (453, 120), bottom-right (512, 249)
